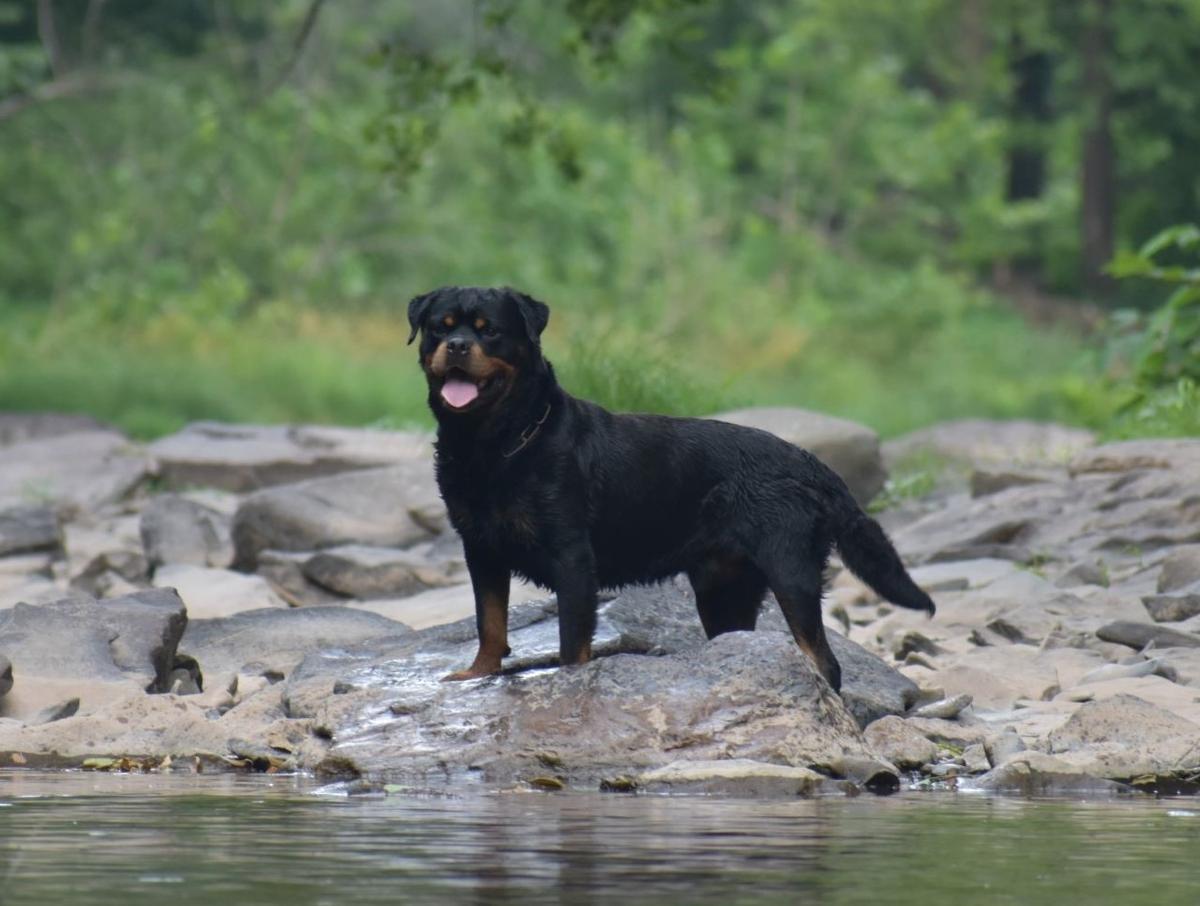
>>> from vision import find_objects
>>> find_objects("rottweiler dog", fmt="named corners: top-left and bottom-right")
top-left (409, 285), bottom-right (934, 691)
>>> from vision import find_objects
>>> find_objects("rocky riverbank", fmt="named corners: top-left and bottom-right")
top-left (1, 410), bottom-right (1198, 797)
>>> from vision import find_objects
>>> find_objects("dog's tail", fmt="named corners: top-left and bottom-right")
top-left (834, 509), bottom-right (935, 615)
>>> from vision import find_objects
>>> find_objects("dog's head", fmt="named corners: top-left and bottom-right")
top-left (408, 286), bottom-right (550, 416)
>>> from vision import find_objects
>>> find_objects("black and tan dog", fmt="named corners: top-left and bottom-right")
top-left (409, 285), bottom-right (934, 690)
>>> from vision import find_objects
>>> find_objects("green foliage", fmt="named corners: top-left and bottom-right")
top-left (0, 2), bottom-right (1196, 441)
top-left (1105, 223), bottom-right (1200, 437)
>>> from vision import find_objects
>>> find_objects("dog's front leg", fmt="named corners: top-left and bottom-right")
top-left (443, 545), bottom-right (511, 681)
top-left (552, 540), bottom-right (598, 667)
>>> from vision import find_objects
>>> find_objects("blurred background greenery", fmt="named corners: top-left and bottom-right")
top-left (0, 0), bottom-right (1197, 439)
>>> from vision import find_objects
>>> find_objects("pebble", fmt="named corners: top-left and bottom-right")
top-left (911, 693), bottom-right (973, 720)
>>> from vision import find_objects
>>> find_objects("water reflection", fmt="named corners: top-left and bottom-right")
top-left (1, 772), bottom-right (1198, 905)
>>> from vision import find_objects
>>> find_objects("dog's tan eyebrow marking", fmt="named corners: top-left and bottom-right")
top-left (443, 315), bottom-right (456, 328)
top-left (474, 317), bottom-right (487, 330)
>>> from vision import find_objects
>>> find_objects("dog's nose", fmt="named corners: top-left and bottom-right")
top-left (446, 336), bottom-right (471, 357)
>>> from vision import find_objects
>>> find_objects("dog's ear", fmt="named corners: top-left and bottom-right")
top-left (407, 291), bottom-right (436, 345)
top-left (508, 289), bottom-right (550, 347)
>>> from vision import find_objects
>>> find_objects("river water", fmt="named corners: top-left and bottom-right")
top-left (1, 772), bottom-right (1197, 905)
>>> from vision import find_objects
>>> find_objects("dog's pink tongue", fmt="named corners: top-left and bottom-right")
top-left (441, 377), bottom-right (479, 409)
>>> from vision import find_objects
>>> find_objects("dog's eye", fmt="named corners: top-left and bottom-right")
top-left (481, 326), bottom-right (500, 339)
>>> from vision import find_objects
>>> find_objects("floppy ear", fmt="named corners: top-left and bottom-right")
top-left (509, 289), bottom-right (550, 347)
top-left (407, 291), bottom-right (436, 345)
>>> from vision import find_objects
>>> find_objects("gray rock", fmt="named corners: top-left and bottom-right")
top-left (632, 759), bottom-right (838, 797)
top-left (1069, 439), bottom-right (1200, 476)
top-left (148, 421), bottom-right (432, 492)
top-left (0, 506), bottom-right (60, 557)
top-left (0, 413), bottom-right (111, 447)
top-left (140, 495), bottom-right (233, 568)
top-left (288, 628), bottom-right (871, 785)
top-left (0, 653), bottom-right (11, 698)
top-left (1142, 591), bottom-right (1200, 624)
top-left (154, 564), bottom-right (287, 619)
top-left (862, 715), bottom-right (939, 770)
top-left (1159, 546), bottom-right (1200, 594)
top-left (599, 579), bottom-right (919, 726)
top-left (255, 550), bottom-right (344, 607)
top-left (984, 727), bottom-right (1026, 767)
top-left (1096, 621), bottom-right (1200, 651)
top-left (180, 606), bottom-right (412, 685)
top-left (301, 544), bottom-right (461, 599)
top-left (825, 754), bottom-right (900, 793)
top-left (911, 693), bottom-right (972, 720)
top-left (885, 420), bottom-right (1095, 472)
top-left (0, 430), bottom-right (151, 511)
top-left (1046, 693), bottom-right (1200, 781)
top-left (62, 514), bottom-right (148, 597)
top-left (0, 589), bottom-right (187, 721)
top-left (972, 753), bottom-right (1129, 796)
top-left (231, 463), bottom-right (444, 569)
top-left (961, 743), bottom-right (990, 773)
top-left (970, 467), bottom-right (1059, 497)
top-left (1078, 658), bottom-right (1177, 685)
top-left (708, 407), bottom-right (885, 504)
top-left (1055, 561), bottom-right (1109, 588)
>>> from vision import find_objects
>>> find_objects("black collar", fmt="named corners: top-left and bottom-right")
top-left (502, 402), bottom-right (552, 458)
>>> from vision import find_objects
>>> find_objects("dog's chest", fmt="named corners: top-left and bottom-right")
top-left (443, 483), bottom-right (542, 550)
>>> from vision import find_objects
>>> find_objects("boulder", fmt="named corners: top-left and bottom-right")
top-left (153, 564), bottom-right (287, 619)
top-left (972, 752), bottom-right (1128, 796)
top-left (179, 606), bottom-right (412, 686)
top-left (1158, 546), bottom-right (1200, 594)
top-left (0, 653), bottom-right (11, 698)
top-left (1046, 693), bottom-right (1200, 781)
top-left (862, 715), bottom-right (939, 770)
top-left (600, 579), bottom-right (918, 726)
top-left (1142, 591), bottom-right (1200, 624)
top-left (301, 544), bottom-right (462, 599)
top-left (140, 495), bottom-right (234, 568)
top-left (0, 589), bottom-right (187, 721)
top-left (231, 463), bottom-right (445, 569)
top-left (708, 407), bottom-right (885, 504)
top-left (0, 506), bottom-right (60, 557)
top-left (148, 421), bottom-right (432, 492)
top-left (0, 429), bottom-right (151, 511)
top-left (288, 627), bottom-right (873, 785)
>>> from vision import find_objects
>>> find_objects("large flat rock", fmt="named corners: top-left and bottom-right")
top-left (0, 506), bottom-right (61, 557)
top-left (707, 407), bottom-right (885, 504)
top-left (0, 430), bottom-right (151, 512)
top-left (148, 422), bottom-right (433, 492)
top-left (0, 589), bottom-right (187, 721)
top-left (231, 464), bottom-right (445, 569)
top-left (179, 606), bottom-right (412, 686)
top-left (283, 583), bottom-right (908, 785)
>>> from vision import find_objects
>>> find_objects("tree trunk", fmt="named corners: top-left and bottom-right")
top-left (1080, 0), bottom-right (1115, 297)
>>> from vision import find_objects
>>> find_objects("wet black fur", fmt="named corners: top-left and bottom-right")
top-left (410, 285), bottom-right (935, 691)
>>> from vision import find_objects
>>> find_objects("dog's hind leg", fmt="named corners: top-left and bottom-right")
top-left (755, 532), bottom-right (842, 692)
top-left (687, 555), bottom-right (768, 639)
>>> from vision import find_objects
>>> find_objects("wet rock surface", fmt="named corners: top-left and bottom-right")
top-left (0, 413), bottom-right (1198, 798)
